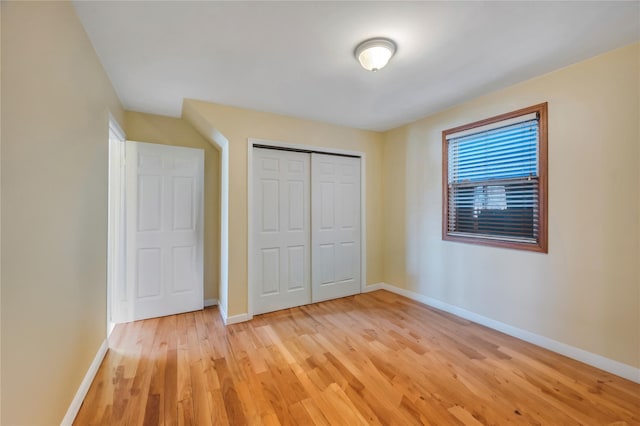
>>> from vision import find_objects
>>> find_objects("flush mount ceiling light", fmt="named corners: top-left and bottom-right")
top-left (354, 38), bottom-right (397, 72)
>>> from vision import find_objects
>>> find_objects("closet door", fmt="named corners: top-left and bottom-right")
top-left (253, 148), bottom-right (311, 314)
top-left (311, 153), bottom-right (361, 302)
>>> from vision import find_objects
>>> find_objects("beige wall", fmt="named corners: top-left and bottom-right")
top-left (0, 3), bottom-right (4, 421)
top-left (124, 111), bottom-right (221, 301)
top-left (382, 43), bottom-right (640, 368)
top-left (1, 2), bottom-right (124, 424)
top-left (183, 100), bottom-right (384, 317)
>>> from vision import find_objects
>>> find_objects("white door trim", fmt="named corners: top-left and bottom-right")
top-left (247, 138), bottom-right (367, 318)
top-left (107, 116), bottom-right (126, 331)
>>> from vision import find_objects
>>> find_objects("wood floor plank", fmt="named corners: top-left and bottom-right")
top-left (75, 290), bottom-right (640, 425)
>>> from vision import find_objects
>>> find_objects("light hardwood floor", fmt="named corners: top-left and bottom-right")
top-left (75, 290), bottom-right (640, 425)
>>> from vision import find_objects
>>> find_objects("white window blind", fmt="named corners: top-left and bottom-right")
top-left (446, 115), bottom-right (540, 243)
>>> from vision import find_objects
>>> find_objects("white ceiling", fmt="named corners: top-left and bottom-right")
top-left (74, 1), bottom-right (639, 132)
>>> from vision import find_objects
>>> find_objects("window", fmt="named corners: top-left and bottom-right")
top-left (442, 103), bottom-right (548, 252)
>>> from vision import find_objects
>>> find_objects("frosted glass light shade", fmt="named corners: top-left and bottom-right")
top-left (355, 38), bottom-right (396, 71)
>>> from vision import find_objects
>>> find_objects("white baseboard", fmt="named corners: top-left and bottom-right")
top-left (217, 300), bottom-right (252, 325)
top-left (369, 282), bottom-right (640, 384)
top-left (362, 283), bottom-right (385, 293)
top-left (225, 312), bottom-right (253, 325)
top-left (204, 298), bottom-right (218, 307)
top-left (60, 339), bottom-right (109, 425)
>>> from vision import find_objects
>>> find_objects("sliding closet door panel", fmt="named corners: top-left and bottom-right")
top-left (311, 153), bottom-right (361, 302)
top-left (253, 148), bottom-right (311, 314)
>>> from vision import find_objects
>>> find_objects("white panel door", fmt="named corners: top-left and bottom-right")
top-left (253, 148), bottom-right (311, 314)
top-left (126, 141), bottom-right (204, 321)
top-left (311, 153), bottom-right (361, 302)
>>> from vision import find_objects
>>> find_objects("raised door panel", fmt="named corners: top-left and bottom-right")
top-left (172, 176), bottom-right (195, 231)
top-left (137, 175), bottom-right (162, 232)
top-left (136, 248), bottom-right (162, 299)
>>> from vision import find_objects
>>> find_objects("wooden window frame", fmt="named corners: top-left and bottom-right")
top-left (442, 103), bottom-right (548, 253)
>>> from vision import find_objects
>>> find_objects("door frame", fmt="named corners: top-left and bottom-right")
top-left (107, 116), bottom-right (126, 334)
top-left (247, 138), bottom-right (367, 318)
